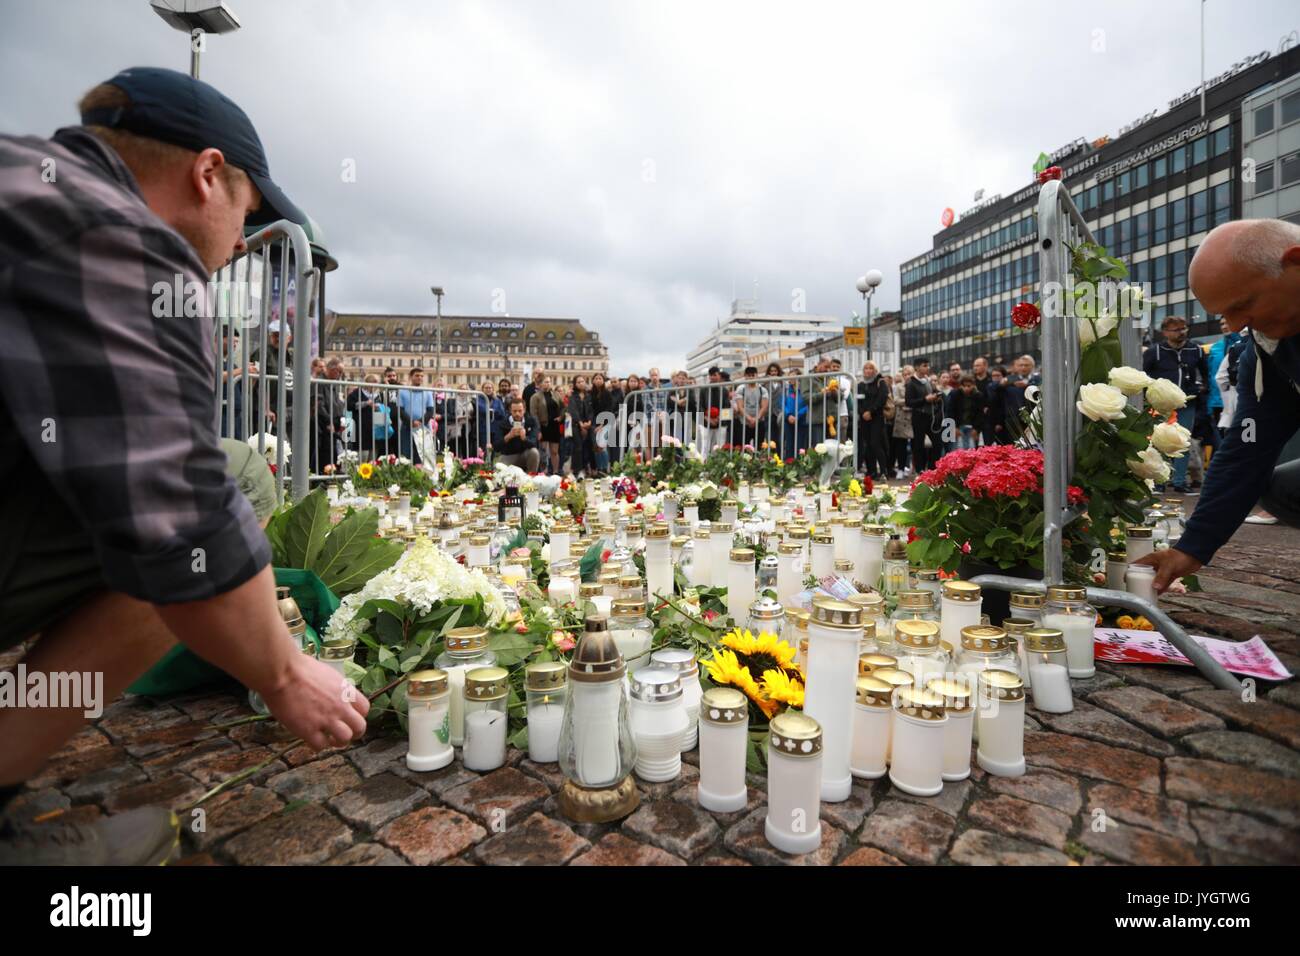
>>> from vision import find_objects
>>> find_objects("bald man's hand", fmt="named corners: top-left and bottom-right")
top-left (1135, 548), bottom-right (1202, 594)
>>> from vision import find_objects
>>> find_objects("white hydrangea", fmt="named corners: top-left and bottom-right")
top-left (327, 538), bottom-right (507, 642)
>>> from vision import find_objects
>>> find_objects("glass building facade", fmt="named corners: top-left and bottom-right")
top-left (899, 45), bottom-right (1300, 368)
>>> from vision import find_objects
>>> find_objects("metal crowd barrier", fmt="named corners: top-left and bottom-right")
top-left (973, 182), bottom-right (1239, 692)
top-left (624, 371), bottom-right (866, 480)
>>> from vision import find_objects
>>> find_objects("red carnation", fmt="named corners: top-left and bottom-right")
top-left (1037, 165), bottom-right (1063, 183)
top-left (1067, 485), bottom-right (1089, 506)
top-left (1011, 302), bottom-right (1041, 330)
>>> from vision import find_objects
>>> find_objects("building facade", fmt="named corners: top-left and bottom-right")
top-left (800, 310), bottom-right (902, 376)
top-left (743, 344), bottom-right (806, 373)
top-left (899, 44), bottom-right (1300, 368)
top-left (324, 313), bottom-right (609, 388)
top-left (1241, 69), bottom-right (1300, 223)
top-left (685, 298), bottom-right (842, 380)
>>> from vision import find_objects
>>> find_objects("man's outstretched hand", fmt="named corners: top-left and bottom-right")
top-left (1135, 548), bottom-right (1202, 594)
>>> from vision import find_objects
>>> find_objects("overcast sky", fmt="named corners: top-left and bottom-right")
top-left (3, 1), bottom-right (1298, 373)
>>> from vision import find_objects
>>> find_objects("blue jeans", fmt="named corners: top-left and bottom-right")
top-left (1171, 404), bottom-right (1197, 488)
top-left (958, 426), bottom-right (977, 450)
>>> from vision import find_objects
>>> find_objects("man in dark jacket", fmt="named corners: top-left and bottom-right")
top-left (1142, 315), bottom-right (1210, 492)
top-left (856, 361), bottom-right (890, 479)
top-left (491, 397), bottom-right (541, 472)
top-left (972, 357), bottom-right (995, 446)
top-left (1141, 219), bottom-right (1300, 592)
top-left (905, 358), bottom-right (942, 472)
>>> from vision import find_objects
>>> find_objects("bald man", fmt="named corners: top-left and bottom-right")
top-left (1141, 219), bottom-right (1300, 592)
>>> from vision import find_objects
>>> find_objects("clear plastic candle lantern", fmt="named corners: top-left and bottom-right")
top-left (1125, 525), bottom-right (1154, 565)
top-left (558, 616), bottom-right (638, 792)
top-left (1042, 585), bottom-right (1097, 678)
top-left (1025, 628), bottom-right (1073, 714)
top-left (650, 647), bottom-right (702, 751)
top-left (939, 580), bottom-right (983, 650)
top-left (1002, 618), bottom-right (1036, 689)
top-left (746, 595), bottom-right (787, 642)
top-left (912, 568), bottom-right (943, 601)
top-left (628, 666), bottom-right (689, 783)
top-left (727, 548), bottom-right (757, 625)
top-left (644, 523), bottom-right (673, 602)
top-left (670, 533), bottom-right (690, 566)
top-left (888, 686), bottom-right (948, 797)
top-left (462, 666), bottom-right (509, 772)
top-left (548, 570), bottom-right (579, 607)
top-left (1106, 551), bottom-right (1129, 591)
top-left (319, 638), bottom-right (355, 678)
top-left (891, 590), bottom-right (939, 643)
top-left (757, 554), bottom-right (780, 592)
top-left (830, 515), bottom-right (854, 562)
top-left (599, 569), bottom-right (622, 599)
top-left (689, 528), bottom-right (712, 588)
top-left (610, 597), bottom-right (654, 675)
top-left (858, 523), bottom-right (889, 592)
top-left (405, 669), bottom-right (454, 772)
top-left (1126, 564), bottom-right (1157, 603)
top-left (697, 687), bottom-right (750, 812)
top-left (976, 669), bottom-right (1027, 777)
top-left (617, 573), bottom-right (644, 602)
top-left (893, 619), bottom-right (946, 687)
top-left (848, 592), bottom-right (888, 649)
top-left (765, 711), bottom-right (824, 855)
top-left (525, 662), bottom-right (568, 763)
top-left (803, 596), bottom-right (864, 802)
top-left (434, 626), bottom-right (497, 747)
top-left (926, 675), bottom-right (975, 782)
top-left (1008, 591), bottom-right (1045, 627)
top-left (809, 532), bottom-right (834, 580)
top-left (776, 541), bottom-right (804, 609)
top-left (956, 625), bottom-right (1019, 681)
top-left (881, 536), bottom-right (910, 597)
top-left (850, 675), bottom-right (893, 780)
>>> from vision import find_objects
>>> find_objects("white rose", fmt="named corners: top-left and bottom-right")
top-left (1150, 421), bottom-right (1191, 458)
top-left (1127, 445), bottom-right (1171, 482)
top-left (1079, 313), bottom-right (1119, 346)
top-left (1108, 366), bottom-right (1152, 396)
top-left (814, 442), bottom-right (828, 455)
top-left (1076, 383), bottom-right (1127, 422)
top-left (1145, 378), bottom-right (1188, 414)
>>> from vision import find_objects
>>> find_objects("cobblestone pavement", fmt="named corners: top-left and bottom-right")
top-left (4, 518), bottom-right (1299, 866)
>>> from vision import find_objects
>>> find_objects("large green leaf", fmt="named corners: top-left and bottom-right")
top-left (311, 507), bottom-right (378, 583)
top-left (282, 489), bottom-right (330, 570)
top-left (326, 538), bottom-right (405, 595)
top-left (487, 630), bottom-right (537, 666)
top-left (265, 507), bottom-right (292, 567)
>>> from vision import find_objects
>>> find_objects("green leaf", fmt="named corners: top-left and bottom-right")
top-left (487, 630), bottom-right (537, 667)
top-left (326, 538), bottom-right (405, 596)
top-left (578, 542), bottom-right (604, 582)
top-left (282, 489), bottom-right (331, 570)
top-left (265, 507), bottom-right (292, 567)
top-left (508, 724), bottom-right (530, 750)
top-left (311, 506), bottom-right (379, 582)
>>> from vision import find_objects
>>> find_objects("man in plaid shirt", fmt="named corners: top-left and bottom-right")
top-left (0, 68), bottom-right (368, 864)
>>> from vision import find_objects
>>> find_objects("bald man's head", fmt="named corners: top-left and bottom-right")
top-left (1189, 219), bottom-right (1300, 338)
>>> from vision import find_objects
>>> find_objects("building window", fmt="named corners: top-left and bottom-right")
top-left (1283, 91), bottom-right (1300, 126)
top-left (413, 326), bottom-right (424, 336)
top-left (1281, 152), bottom-right (1300, 188)
top-left (1171, 146), bottom-right (1187, 174)
top-left (374, 327), bottom-right (385, 336)
top-left (1192, 136), bottom-right (1208, 166)
top-left (394, 327), bottom-right (404, 336)
top-left (1255, 161), bottom-right (1275, 194)
top-left (1153, 155), bottom-right (1167, 180)
top-left (1255, 103), bottom-right (1275, 137)
top-left (1191, 189), bottom-right (1208, 233)
top-left (1212, 126), bottom-right (1231, 156)
top-left (1212, 181), bottom-right (1231, 227)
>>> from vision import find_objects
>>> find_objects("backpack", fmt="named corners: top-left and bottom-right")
top-left (1226, 337), bottom-right (1248, 388)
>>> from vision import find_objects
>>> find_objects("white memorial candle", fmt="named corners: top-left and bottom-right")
top-left (765, 712), bottom-right (823, 855)
top-left (888, 687), bottom-right (947, 797)
top-left (698, 687), bottom-right (749, 812)
top-left (803, 597), bottom-right (864, 802)
top-left (849, 677), bottom-right (892, 780)
top-left (405, 670), bottom-right (454, 772)
top-left (927, 676), bottom-right (975, 782)
top-left (726, 548), bottom-right (757, 625)
top-left (976, 669), bottom-right (1026, 777)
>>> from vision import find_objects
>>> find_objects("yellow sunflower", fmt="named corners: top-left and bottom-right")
top-left (761, 669), bottom-right (804, 709)
top-left (750, 630), bottom-right (797, 669)
top-left (357, 462), bottom-right (374, 479)
top-left (703, 648), bottom-right (775, 718)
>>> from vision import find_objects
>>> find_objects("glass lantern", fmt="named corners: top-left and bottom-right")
top-left (434, 626), bottom-right (498, 748)
top-left (462, 666), bottom-right (509, 772)
top-left (746, 595), bottom-right (788, 642)
top-left (525, 662), bottom-right (568, 763)
top-left (1008, 591), bottom-right (1045, 627)
top-left (893, 619), bottom-right (946, 687)
top-left (1042, 585), bottom-right (1097, 678)
top-left (1025, 628), bottom-right (1073, 713)
top-left (881, 535), bottom-right (910, 597)
top-left (610, 598), bottom-right (654, 675)
top-left (956, 625), bottom-right (1020, 687)
top-left (891, 590), bottom-right (939, 633)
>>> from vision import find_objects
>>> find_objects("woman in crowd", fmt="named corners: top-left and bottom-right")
top-left (590, 372), bottom-right (617, 475)
top-left (529, 374), bottom-right (561, 474)
top-left (346, 374), bottom-right (384, 461)
top-left (567, 374), bottom-right (596, 477)
top-left (763, 362), bottom-right (785, 448)
top-left (622, 374), bottom-right (644, 457)
top-left (780, 367), bottom-right (809, 458)
top-left (891, 364), bottom-right (914, 478)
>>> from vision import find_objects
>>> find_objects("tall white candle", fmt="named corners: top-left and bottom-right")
top-left (776, 544), bottom-right (803, 609)
top-left (550, 528), bottom-right (571, 565)
top-left (1043, 612), bottom-right (1096, 678)
top-left (765, 712), bottom-right (823, 855)
top-left (888, 687), bottom-right (947, 797)
top-left (1125, 527), bottom-right (1154, 564)
top-left (405, 670), bottom-right (454, 772)
top-left (976, 670), bottom-right (1026, 777)
top-left (803, 597), bottom-right (863, 802)
top-left (549, 575), bottom-right (577, 606)
top-left (710, 523), bottom-right (733, 583)
top-left (726, 549), bottom-right (757, 625)
top-left (689, 533), bottom-right (711, 588)
top-left (573, 680), bottom-right (623, 786)
top-left (698, 687), bottom-right (749, 812)
top-left (858, 526), bottom-right (887, 592)
top-left (684, 503), bottom-right (699, 528)
top-left (463, 709), bottom-right (507, 771)
top-left (940, 581), bottom-right (983, 650)
top-left (1030, 662), bottom-right (1073, 713)
top-left (927, 676), bottom-right (975, 782)
top-left (645, 527), bottom-right (673, 602)
top-left (1106, 556), bottom-right (1128, 591)
top-left (527, 701), bottom-right (564, 763)
top-left (831, 519), bottom-right (852, 562)
top-left (810, 535), bottom-right (834, 580)
top-left (650, 648), bottom-right (700, 750)
top-left (850, 677), bottom-right (891, 779)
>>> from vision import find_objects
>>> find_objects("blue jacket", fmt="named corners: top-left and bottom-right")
top-left (1205, 332), bottom-right (1241, 412)
top-left (783, 388), bottom-right (808, 421)
top-left (1177, 333), bottom-right (1300, 564)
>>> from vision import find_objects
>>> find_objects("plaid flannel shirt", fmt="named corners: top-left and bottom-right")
top-left (0, 127), bottom-right (270, 603)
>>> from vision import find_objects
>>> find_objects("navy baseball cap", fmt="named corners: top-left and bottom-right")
top-left (80, 66), bottom-right (305, 226)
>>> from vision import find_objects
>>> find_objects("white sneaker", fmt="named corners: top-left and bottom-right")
top-left (1244, 513), bottom-right (1278, 525)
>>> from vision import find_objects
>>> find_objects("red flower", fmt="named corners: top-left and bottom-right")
top-left (907, 526), bottom-right (918, 543)
top-left (268, 462), bottom-right (277, 475)
top-left (1011, 302), bottom-right (1041, 330)
top-left (860, 475), bottom-right (874, 495)
top-left (1067, 485), bottom-right (1089, 506)
top-left (702, 610), bottom-right (719, 623)
top-left (601, 549), bottom-right (612, 563)
top-left (785, 457), bottom-right (795, 465)
top-left (961, 541), bottom-right (972, 554)
top-left (1037, 165), bottom-right (1063, 183)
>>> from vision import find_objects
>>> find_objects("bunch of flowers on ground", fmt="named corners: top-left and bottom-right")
top-left (702, 628), bottom-right (804, 721)
top-left (339, 451), bottom-right (433, 505)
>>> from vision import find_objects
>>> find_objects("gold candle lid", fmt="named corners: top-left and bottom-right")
top-left (893, 686), bottom-right (947, 720)
top-left (770, 711), bottom-right (822, 757)
top-left (692, 528), bottom-right (711, 540)
top-left (788, 608), bottom-right (811, 631)
top-left (778, 541), bottom-right (803, 555)
top-left (897, 589), bottom-right (935, 610)
top-left (1127, 526), bottom-right (1153, 538)
top-left (646, 523), bottom-right (670, 539)
top-left (834, 558), bottom-right (856, 573)
top-left (856, 675), bottom-right (893, 707)
top-left (942, 579), bottom-right (981, 602)
top-left (871, 666), bottom-right (915, 689)
top-left (525, 661), bottom-right (567, 692)
top-left (320, 638), bottom-right (356, 662)
top-left (960, 625), bottom-right (1012, 653)
top-left (464, 666), bottom-right (509, 701)
top-left (711, 522), bottom-right (734, 535)
top-left (859, 652), bottom-right (897, 674)
top-left (788, 526), bottom-right (812, 540)
top-left (862, 523), bottom-right (890, 537)
top-left (1025, 627), bottom-right (1067, 654)
top-left (407, 668), bottom-right (449, 698)
top-left (812, 532), bottom-right (835, 546)
top-left (811, 596), bottom-right (862, 629)
top-left (445, 626), bottom-right (489, 652)
top-left (579, 582), bottom-right (603, 598)
top-left (671, 535), bottom-right (691, 548)
top-left (611, 597), bottom-right (648, 616)
top-left (1002, 617), bottom-right (1036, 635)
top-left (895, 619), bottom-right (941, 649)
top-left (729, 548), bottom-right (755, 562)
top-left (617, 573), bottom-right (643, 588)
top-left (926, 676), bottom-right (974, 713)
top-left (701, 687), bottom-right (748, 725)
top-left (1046, 585), bottom-right (1088, 602)
top-left (1010, 591), bottom-right (1045, 609)
top-left (978, 668), bottom-right (1026, 702)
top-left (468, 533), bottom-right (492, 546)
top-left (914, 568), bottom-right (941, 582)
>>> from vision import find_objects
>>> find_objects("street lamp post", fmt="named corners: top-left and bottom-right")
top-left (150, 1), bottom-right (241, 79)
top-left (431, 286), bottom-right (445, 381)
top-left (855, 270), bottom-right (883, 372)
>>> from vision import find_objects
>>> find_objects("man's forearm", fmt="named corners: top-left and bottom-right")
top-left (154, 565), bottom-right (296, 696)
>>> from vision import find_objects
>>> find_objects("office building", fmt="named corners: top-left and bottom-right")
top-left (685, 298), bottom-right (842, 379)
